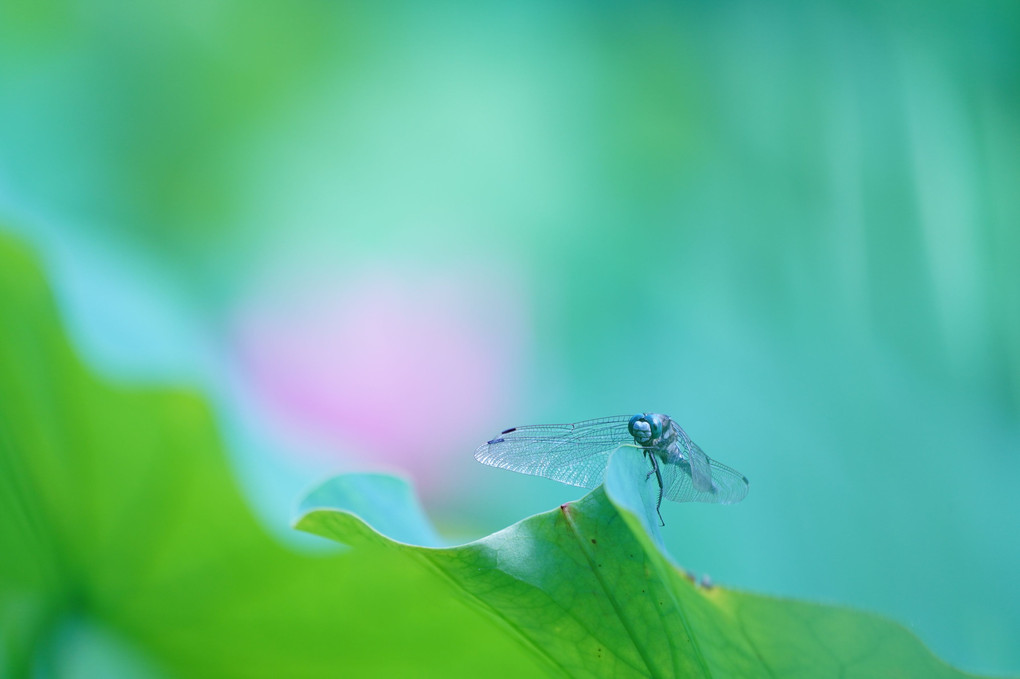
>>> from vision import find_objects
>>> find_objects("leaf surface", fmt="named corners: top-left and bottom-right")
top-left (0, 233), bottom-right (541, 678)
top-left (298, 450), bottom-right (985, 679)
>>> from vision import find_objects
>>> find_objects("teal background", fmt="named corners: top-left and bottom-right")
top-left (2, 0), bottom-right (1018, 675)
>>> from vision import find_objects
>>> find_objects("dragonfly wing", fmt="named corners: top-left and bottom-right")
top-left (474, 416), bottom-right (633, 490)
top-left (668, 422), bottom-right (713, 494)
top-left (664, 423), bottom-right (749, 505)
top-left (686, 441), bottom-right (714, 492)
top-left (705, 459), bottom-right (750, 504)
top-left (660, 460), bottom-right (710, 504)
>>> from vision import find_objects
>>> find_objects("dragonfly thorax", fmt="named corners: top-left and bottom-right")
top-left (628, 413), bottom-right (675, 448)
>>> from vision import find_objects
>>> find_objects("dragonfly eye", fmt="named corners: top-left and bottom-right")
top-left (628, 414), bottom-right (654, 444)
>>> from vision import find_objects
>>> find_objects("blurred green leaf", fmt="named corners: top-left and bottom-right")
top-left (297, 450), bottom-right (984, 679)
top-left (0, 232), bottom-right (542, 678)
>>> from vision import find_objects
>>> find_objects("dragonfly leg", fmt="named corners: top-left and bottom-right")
top-left (642, 449), bottom-right (654, 480)
top-left (646, 452), bottom-right (666, 527)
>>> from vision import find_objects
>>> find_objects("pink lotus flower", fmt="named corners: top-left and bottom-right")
top-left (233, 264), bottom-right (528, 497)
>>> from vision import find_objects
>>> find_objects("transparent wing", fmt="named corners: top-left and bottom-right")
top-left (474, 415), bottom-right (634, 490)
top-left (682, 438), bottom-right (714, 492)
top-left (660, 455), bottom-right (749, 505)
top-left (664, 422), bottom-right (749, 505)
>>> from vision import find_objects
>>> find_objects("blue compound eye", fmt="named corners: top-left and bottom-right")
top-left (628, 414), bottom-right (653, 443)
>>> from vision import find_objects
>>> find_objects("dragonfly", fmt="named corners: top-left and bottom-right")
top-left (474, 413), bottom-right (749, 525)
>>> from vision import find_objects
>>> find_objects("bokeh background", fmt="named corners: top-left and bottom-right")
top-left (2, 0), bottom-right (1018, 675)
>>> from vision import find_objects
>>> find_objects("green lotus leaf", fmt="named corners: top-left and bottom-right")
top-left (0, 233), bottom-right (540, 678)
top-left (297, 451), bottom-right (984, 679)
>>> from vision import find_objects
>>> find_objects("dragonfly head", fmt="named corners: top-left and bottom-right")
top-left (629, 413), bottom-right (666, 445)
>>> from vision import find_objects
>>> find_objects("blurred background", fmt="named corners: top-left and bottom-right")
top-left (1, 0), bottom-right (1018, 675)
